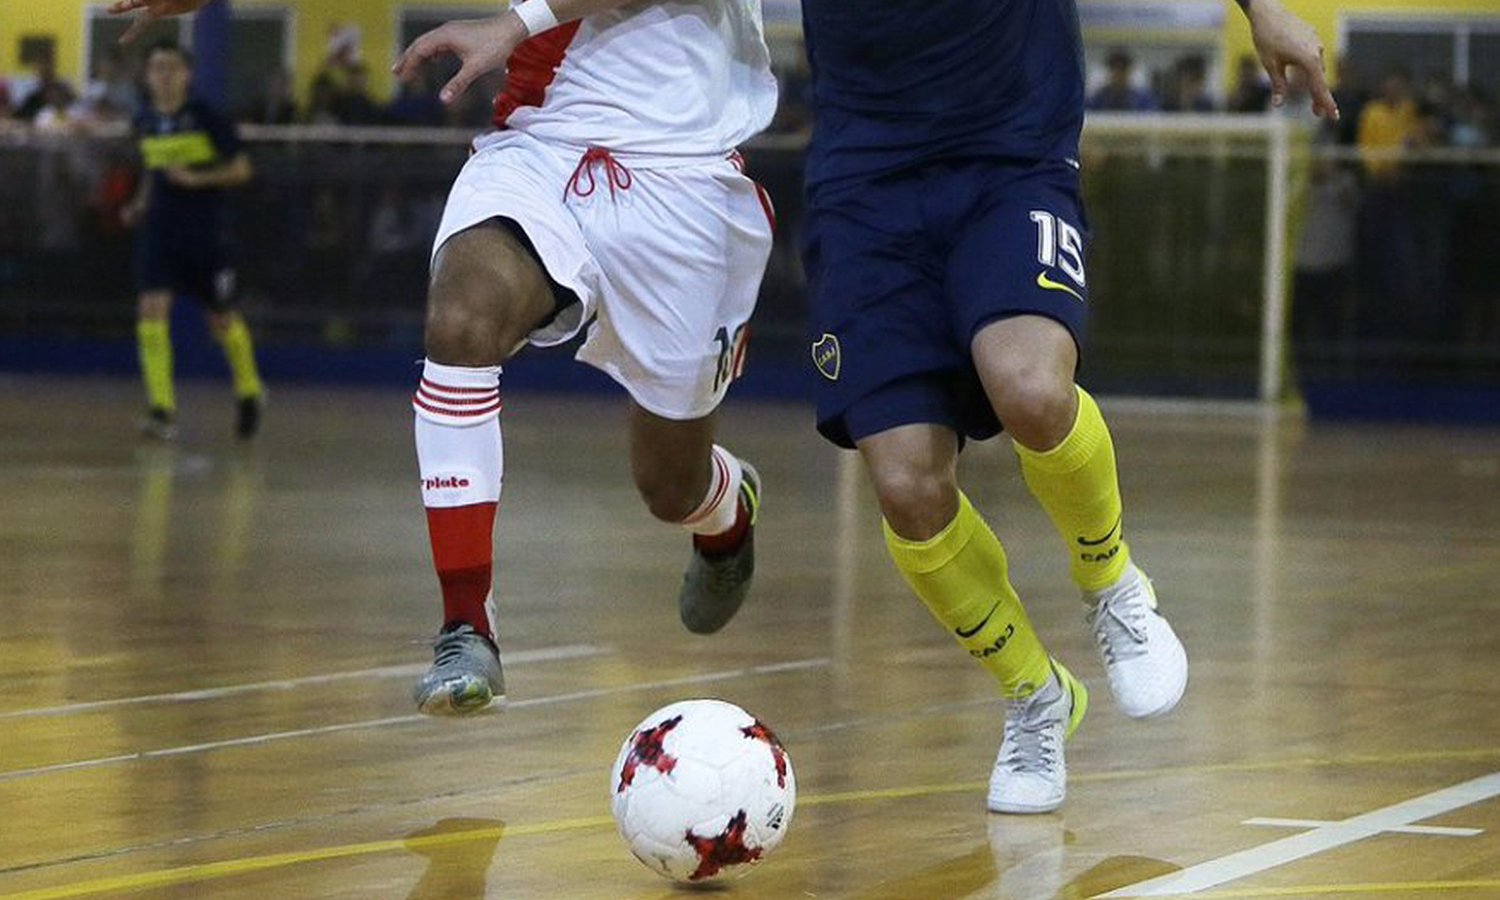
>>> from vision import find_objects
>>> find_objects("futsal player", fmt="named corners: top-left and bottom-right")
top-left (798, 0), bottom-right (1337, 812)
top-left (109, 0), bottom-right (777, 716)
top-left (123, 40), bottom-right (263, 440)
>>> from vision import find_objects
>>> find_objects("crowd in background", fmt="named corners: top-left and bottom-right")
top-left (2, 32), bottom-right (1497, 360)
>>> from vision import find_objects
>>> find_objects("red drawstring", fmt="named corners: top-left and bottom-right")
top-left (565, 147), bottom-right (634, 201)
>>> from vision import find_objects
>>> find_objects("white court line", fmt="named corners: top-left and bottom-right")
top-left (0, 657), bottom-right (830, 783)
top-left (0, 644), bottom-right (606, 721)
top-left (1243, 817), bottom-right (1483, 837)
top-left (1099, 771), bottom-right (1500, 896)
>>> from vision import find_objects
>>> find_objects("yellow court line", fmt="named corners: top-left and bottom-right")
top-left (4, 747), bottom-right (1498, 900)
top-left (1184, 879), bottom-right (1500, 898)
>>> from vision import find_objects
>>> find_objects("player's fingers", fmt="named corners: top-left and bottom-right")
top-left (1265, 58), bottom-right (1288, 108)
top-left (394, 29), bottom-right (448, 78)
top-left (440, 58), bottom-right (484, 104)
top-left (1304, 49), bottom-right (1340, 120)
top-left (107, 0), bottom-right (148, 14)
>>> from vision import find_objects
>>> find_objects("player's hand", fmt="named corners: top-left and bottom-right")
top-left (1246, 0), bottom-right (1339, 120)
top-left (164, 167), bottom-right (204, 188)
top-left (392, 14), bottom-right (527, 105)
top-left (120, 200), bottom-right (146, 228)
top-left (107, 0), bottom-right (210, 44)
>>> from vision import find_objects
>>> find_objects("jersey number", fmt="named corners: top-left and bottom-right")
top-left (1029, 210), bottom-right (1086, 286)
top-left (713, 323), bottom-right (750, 393)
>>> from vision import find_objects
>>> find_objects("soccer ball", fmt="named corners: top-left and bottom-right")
top-left (609, 698), bottom-right (795, 882)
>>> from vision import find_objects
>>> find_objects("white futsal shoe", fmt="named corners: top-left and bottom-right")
top-left (988, 661), bottom-right (1088, 815)
top-left (1085, 565), bottom-right (1187, 719)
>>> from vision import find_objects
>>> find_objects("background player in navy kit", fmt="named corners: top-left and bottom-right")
top-left (800, 0), bottom-right (1337, 813)
top-left (124, 41), bottom-right (263, 440)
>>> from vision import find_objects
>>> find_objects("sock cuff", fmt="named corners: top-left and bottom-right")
top-left (1012, 386), bottom-right (1106, 474)
top-left (415, 359), bottom-right (503, 425)
top-left (680, 445), bottom-right (744, 532)
top-left (882, 491), bottom-right (985, 574)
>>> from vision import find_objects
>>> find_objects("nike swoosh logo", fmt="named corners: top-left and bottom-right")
top-left (1036, 271), bottom-right (1084, 302)
top-left (1077, 513), bottom-right (1122, 547)
top-left (956, 601), bottom-right (1001, 639)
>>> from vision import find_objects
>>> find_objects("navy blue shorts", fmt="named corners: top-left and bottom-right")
top-left (804, 158), bottom-right (1089, 448)
top-left (136, 226), bottom-right (237, 311)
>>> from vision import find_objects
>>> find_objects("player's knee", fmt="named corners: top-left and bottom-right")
top-left (868, 463), bottom-right (957, 540)
top-left (989, 363), bottom-right (1076, 448)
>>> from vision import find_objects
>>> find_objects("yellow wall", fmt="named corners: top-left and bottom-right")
top-left (6, 0), bottom-right (1500, 100)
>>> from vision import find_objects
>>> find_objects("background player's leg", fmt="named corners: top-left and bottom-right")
top-left (856, 422), bottom-right (1083, 813)
top-left (136, 290), bottom-right (176, 439)
top-left (627, 404), bottom-right (760, 635)
top-left (413, 220), bottom-right (556, 716)
top-left (206, 310), bottom-right (265, 439)
top-left (973, 315), bottom-right (1186, 719)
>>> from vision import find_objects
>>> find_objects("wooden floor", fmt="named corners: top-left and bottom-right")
top-left (2, 374), bottom-right (1498, 900)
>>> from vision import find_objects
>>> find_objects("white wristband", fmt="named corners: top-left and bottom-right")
top-left (513, 0), bottom-right (560, 35)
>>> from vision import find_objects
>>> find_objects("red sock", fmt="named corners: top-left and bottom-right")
top-left (694, 497), bottom-right (749, 557)
top-left (426, 503), bottom-right (498, 636)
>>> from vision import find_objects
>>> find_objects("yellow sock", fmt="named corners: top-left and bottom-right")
top-left (1014, 386), bottom-right (1130, 593)
top-left (136, 319), bottom-right (175, 413)
top-left (883, 493), bottom-right (1052, 699)
top-left (217, 316), bottom-right (264, 400)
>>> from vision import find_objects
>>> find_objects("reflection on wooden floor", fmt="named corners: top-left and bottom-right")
top-left (1, 375), bottom-right (1498, 899)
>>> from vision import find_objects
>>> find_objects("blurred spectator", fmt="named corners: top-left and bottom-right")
top-left (1088, 49), bottom-right (1158, 111)
top-left (80, 49), bottom-right (139, 122)
top-left (329, 64), bottom-right (384, 125)
top-left (15, 55), bottom-right (74, 122)
top-left (244, 70), bottom-right (298, 124)
top-left (1451, 86), bottom-right (1494, 148)
top-left (768, 53), bottom-right (813, 135)
top-left (31, 82), bottom-right (81, 132)
top-left (1227, 54), bottom-right (1271, 112)
top-left (1357, 68), bottom-right (1416, 180)
top-left (1161, 55), bottom-right (1214, 113)
top-left (1293, 149), bottom-right (1359, 348)
top-left (307, 78), bottom-right (340, 125)
top-left (388, 69), bottom-right (445, 127)
top-left (1330, 58), bottom-right (1368, 146)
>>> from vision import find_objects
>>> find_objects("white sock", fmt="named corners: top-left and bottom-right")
top-left (413, 360), bottom-right (504, 508)
top-left (679, 445), bottom-right (744, 536)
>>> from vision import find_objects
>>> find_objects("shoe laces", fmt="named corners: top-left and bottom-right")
top-left (432, 625), bottom-right (485, 669)
top-left (1000, 698), bottom-right (1062, 775)
top-left (1088, 580), bottom-right (1151, 664)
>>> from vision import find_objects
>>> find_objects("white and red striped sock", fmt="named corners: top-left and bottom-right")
top-left (414, 360), bottom-right (504, 643)
top-left (681, 445), bottom-right (749, 556)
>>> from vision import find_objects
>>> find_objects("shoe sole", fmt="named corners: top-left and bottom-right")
top-left (416, 684), bottom-right (508, 717)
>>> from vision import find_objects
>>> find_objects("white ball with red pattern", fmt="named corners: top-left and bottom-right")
top-left (609, 698), bottom-right (796, 882)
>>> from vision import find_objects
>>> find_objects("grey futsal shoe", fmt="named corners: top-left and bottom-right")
top-left (413, 623), bottom-right (505, 716)
top-left (678, 462), bottom-right (761, 635)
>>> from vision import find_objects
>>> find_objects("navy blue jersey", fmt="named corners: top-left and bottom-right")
top-left (133, 99), bottom-right (242, 230)
top-left (801, 0), bottom-right (1085, 190)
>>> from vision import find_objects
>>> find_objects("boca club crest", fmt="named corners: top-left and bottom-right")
top-left (811, 334), bottom-right (841, 381)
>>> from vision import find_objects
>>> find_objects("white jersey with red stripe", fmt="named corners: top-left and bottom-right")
top-left (496, 0), bottom-right (777, 161)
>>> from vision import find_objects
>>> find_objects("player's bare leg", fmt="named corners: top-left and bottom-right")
top-left (631, 406), bottom-right (761, 634)
top-left (974, 315), bottom-right (1187, 719)
top-left (136, 290), bottom-right (177, 440)
top-left (413, 219), bottom-right (556, 716)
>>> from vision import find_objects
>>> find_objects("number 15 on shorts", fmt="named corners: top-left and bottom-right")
top-left (1030, 210), bottom-right (1086, 288)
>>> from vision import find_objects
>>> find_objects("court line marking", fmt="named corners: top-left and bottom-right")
top-left (0, 644), bottom-right (608, 721)
top-left (3, 752), bottom-right (1498, 900)
top-left (1177, 881), bottom-right (1500, 898)
top-left (1243, 817), bottom-right (1482, 837)
top-left (0, 657), bottom-right (830, 783)
top-left (1097, 771), bottom-right (1500, 897)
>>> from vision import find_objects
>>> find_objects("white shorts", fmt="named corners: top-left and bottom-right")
top-left (432, 130), bottom-right (775, 420)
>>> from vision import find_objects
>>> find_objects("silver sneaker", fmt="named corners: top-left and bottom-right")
top-left (1086, 565), bottom-right (1187, 719)
top-left (678, 462), bottom-right (760, 635)
top-left (413, 623), bottom-right (505, 716)
top-left (988, 660), bottom-right (1088, 815)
